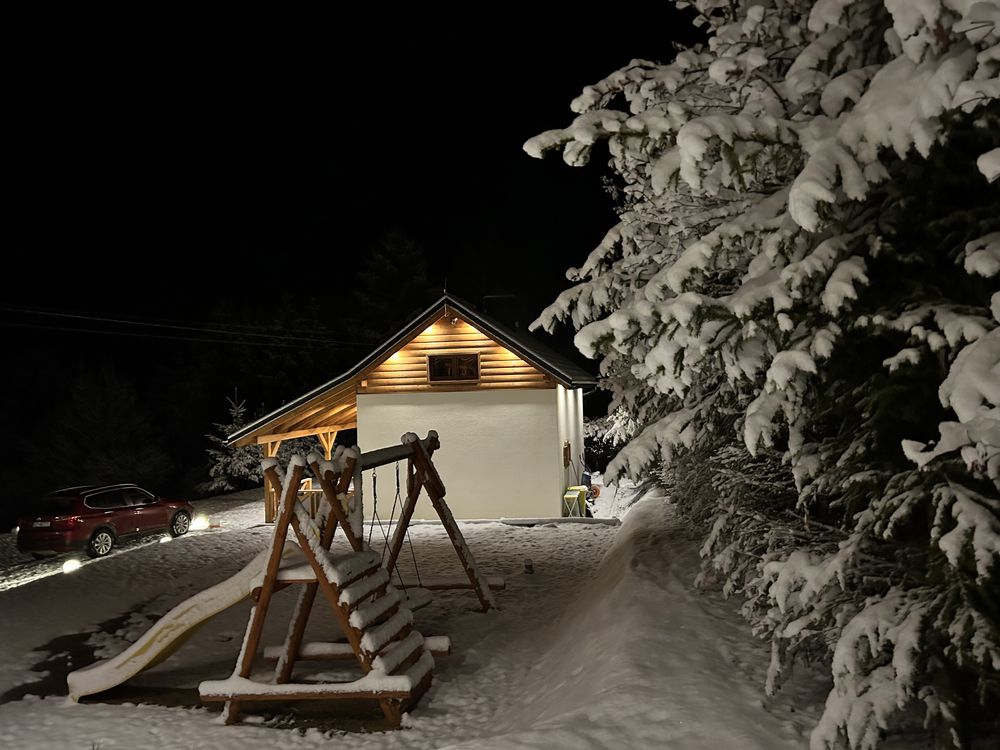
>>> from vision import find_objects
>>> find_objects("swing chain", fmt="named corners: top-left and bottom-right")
top-left (367, 467), bottom-right (377, 546)
top-left (367, 461), bottom-right (423, 591)
top-left (402, 460), bottom-right (423, 588)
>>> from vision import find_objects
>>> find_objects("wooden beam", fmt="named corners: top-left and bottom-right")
top-left (317, 431), bottom-right (338, 460)
top-left (254, 425), bottom-right (352, 444)
top-left (393, 575), bottom-right (506, 591)
top-left (362, 382), bottom-right (555, 394)
top-left (231, 382), bottom-right (357, 447)
top-left (262, 441), bottom-right (282, 523)
top-left (224, 460), bottom-right (304, 723)
top-left (384, 455), bottom-right (424, 579)
top-left (357, 436), bottom-right (438, 470)
top-left (276, 454), bottom-right (359, 684)
top-left (203, 686), bottom-right (414, 702)
top-left (278, 397), bottom-right (356, 434)
top-left (411, 439), bottom-right (496, 612)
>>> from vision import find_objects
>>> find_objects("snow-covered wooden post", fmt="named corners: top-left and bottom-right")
top-left (262, 440), bottom-right (282, 522)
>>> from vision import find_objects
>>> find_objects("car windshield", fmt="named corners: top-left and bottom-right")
top-left (33, 497), bottom-right (76, 516)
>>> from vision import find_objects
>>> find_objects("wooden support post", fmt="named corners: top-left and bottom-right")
top-left (385, 454), bottom-right (423, 579)
top-left (307, 457), bottom-right (361, 552)
top-left (352, 459), bottom-right (364, 540)
top-left (289, 516), bottom-right (372, 671)
top-left (262, 441), bottom-right (282, 523)
top-left (318, 430), bottom-right (338, 461)
top-left (412, 438), bottom-right (496, 612)
top-left (277, 456), bottom-right (359, 684)
top-left (223, 460), bottom-right (303, 723)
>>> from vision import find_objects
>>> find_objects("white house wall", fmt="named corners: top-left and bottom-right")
top-left (557, 384), bottom-right (586, 489)
top-left (356, 389), bottom-right (563, 520)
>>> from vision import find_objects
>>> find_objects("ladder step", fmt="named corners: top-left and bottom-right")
top-left (262, 636), bottom-right (451, 661)
top-left (372, 631), bottom-right (424, 675)
top-left (263, 641), bottom-right (354, 660)
top-left (326, 550), bottom-right (381, 586)
top-left (349, 588), bottom-right (401, 630)
top-left (361, 609), bottom-right (413, 656)
top-left (200, 674), bottom-right (413, 702)
top-left (339, 569), bottom-right (389, 608)
top-left (276, 549), bottom-right (381, 586)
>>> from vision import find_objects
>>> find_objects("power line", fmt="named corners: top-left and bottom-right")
top-left (0, 306), bottom-right (376, 347)
top-left (0, 321), bottom-right (371, 349)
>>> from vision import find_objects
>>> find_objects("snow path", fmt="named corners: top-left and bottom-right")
top-left (0, 497), bottom-right (812, 748)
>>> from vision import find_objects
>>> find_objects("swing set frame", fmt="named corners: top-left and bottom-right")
top-left (201, 430), bottom-right (497, 726)
top-left (351, 431), bottom-right (498, 612)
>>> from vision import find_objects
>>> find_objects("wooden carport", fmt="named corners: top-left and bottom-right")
top-left (230, 380), bottom-right (358, 521)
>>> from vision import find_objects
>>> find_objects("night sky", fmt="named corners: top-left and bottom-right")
top-left (2, 6), bottom-right (699, 512)
top-left (9, 6), bottom-right (698, 315)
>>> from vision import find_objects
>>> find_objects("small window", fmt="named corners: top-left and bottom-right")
top-left (123, 488), bottom-right (156, 506)
top-left (86, 491), bottom-right (127, 510)
top-left (428, 353), bottom-right (479, 383)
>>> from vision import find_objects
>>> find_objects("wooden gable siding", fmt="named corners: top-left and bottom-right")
top-left (359, 314), bottom-right (553, 393)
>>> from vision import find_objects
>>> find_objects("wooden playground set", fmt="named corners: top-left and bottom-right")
top-left (67, 430), bottom-right (502, 728)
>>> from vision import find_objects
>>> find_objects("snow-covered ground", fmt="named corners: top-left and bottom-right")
top-left (0, 489), bottom-right (825, 749)
top-left (0, 490), bottom-right (266, 593)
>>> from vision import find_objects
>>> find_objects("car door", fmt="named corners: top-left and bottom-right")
top-left (124, 488), bottom-right (168, 533)
top-left (86, 489), bottom-right (130, 535)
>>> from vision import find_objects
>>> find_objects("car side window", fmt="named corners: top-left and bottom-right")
top-left (123, 488), bottom-right (155, 506)
top-left (87, 490), bottom-right (127, 510)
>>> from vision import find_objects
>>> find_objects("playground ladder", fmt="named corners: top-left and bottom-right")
top-left (199, 454), bottom-right (433, 726)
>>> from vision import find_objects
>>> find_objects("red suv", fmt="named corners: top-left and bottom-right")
top-left (16, 484), bottom-right (195, 558)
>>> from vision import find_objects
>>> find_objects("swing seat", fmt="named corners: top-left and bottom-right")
top-left (401, 587), bottom-right (434, 611)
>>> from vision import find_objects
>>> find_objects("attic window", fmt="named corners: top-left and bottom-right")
top-left (428, 353), bottom-right (479, 383)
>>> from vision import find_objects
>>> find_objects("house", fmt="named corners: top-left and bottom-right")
top-left (228, 294), bottom-right (596, 521)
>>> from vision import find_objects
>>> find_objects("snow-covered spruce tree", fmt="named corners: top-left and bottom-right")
top-left (202, 395), bottom-right (263, 493)
top-left (202, 395), bottom-right (325, 495)
top-left (526, 2), bottom-right (999, 748)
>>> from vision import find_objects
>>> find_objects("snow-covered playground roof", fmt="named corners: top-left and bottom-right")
top-left (228, 293), bottom-right (596, 448)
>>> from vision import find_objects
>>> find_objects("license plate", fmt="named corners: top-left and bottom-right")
top-left (32, 521), bottom-right (51, 528)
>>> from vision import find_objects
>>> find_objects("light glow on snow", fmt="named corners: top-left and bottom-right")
top-left (0, 491), bottom-right (815, 749)
top-left (61, 559), bottom-right (81, 574)
top-left (190, 514), bottom-right (210, 531)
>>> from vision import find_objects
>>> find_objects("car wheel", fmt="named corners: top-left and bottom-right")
top-left (87, 529), bottom-right (115, 558)
top-left (170, 511), bottom-right (191, 538)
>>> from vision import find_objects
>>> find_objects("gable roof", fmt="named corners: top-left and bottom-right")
top-left (228, 294), bottom-right (596, 446)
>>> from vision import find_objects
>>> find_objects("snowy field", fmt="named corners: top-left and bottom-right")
top-left (0, 489), bottom-right (840, 749)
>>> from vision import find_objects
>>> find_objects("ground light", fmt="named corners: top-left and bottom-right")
top-left (61, 559), bottom-right (82, 574)
top-left (190, 514), bottom-right (210, 531)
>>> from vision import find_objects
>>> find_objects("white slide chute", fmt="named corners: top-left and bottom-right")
top-left (68, 546), bottom-right (288, 701)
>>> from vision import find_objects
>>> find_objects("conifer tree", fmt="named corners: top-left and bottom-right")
top-left (202, 394), bottom-right (262, 493)
top-left (527, 2), bottom-right (999, 747)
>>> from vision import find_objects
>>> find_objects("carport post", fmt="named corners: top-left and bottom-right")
top-left (263, 440), bottom-right (282, 522)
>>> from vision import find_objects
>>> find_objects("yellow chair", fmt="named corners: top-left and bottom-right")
top-left (562, 486), bottom-right (588, 517)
